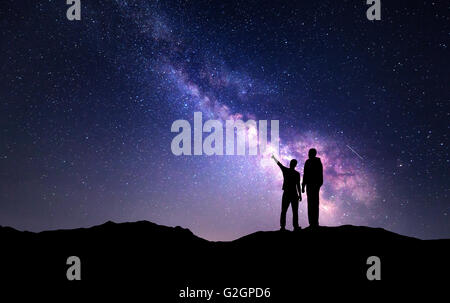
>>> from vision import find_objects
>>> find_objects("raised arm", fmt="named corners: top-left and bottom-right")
top-left (271, 154), bottom-right (286, 170)
top-left (271, 154), bottom-right (278, 163)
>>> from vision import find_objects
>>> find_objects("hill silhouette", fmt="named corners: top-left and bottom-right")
top-left (1, 221), bottom-right (449, 298)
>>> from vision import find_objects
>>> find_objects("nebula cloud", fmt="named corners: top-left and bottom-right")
top-left (163, 61), bottom-right (377, 222)
top-left (115, 1), bottom-right (378, 228)
top-left (156, 46), bottom-right (376, 226)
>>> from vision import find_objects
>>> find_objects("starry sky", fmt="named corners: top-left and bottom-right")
top-left (1, 0), bottom-right (449, 240)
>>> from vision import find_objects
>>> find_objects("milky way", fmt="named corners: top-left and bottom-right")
top-left (125, 2), bottom-right (378, 230)
top-left (1, 0), bottom-right (448, 240)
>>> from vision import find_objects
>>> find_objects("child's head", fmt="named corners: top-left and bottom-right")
top-left (290, 159), bottom-right (298, 169)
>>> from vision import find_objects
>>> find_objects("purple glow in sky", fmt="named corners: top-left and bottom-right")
top-left (160, 57), bottom-right (377, 233)
top-left (2, 0), bottom-right (448, 241)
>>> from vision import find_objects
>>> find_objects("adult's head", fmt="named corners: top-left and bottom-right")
top-left (290, 159), bottom-right (297, 169)
top-left (308, 148), bottom-right (317, 159)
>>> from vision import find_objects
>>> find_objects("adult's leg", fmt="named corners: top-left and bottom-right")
top-left (306, 191), bottom-right (313, 226)
top-left (280, 191), bottom-right (290, 229)
top-left (313, 185), bottom-right (320, 226)
top-left (307, 185), bottom-right (319, 227)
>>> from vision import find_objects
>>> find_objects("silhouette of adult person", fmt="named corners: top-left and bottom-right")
top-left (271, 154), bottom-right (302, 231)
top-left (301, 148), bottom-right (323, 228)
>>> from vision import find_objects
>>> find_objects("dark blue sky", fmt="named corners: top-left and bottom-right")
top-left (0, 0), bottom-right (448, 240)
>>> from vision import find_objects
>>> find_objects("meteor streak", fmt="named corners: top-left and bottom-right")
top-left (346, 145), bottom-right (364, 160)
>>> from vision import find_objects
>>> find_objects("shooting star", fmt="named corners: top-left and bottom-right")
top-left (346, 145), bottom-right (364, 160)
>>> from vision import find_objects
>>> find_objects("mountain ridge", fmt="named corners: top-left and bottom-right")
top-left (0, 219), bottom-right (436, 242)
top-left (0, 219), bottom-right (448, 297)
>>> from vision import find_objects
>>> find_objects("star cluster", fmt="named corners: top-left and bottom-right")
top-left (0, 0), bottom-right (448, 240)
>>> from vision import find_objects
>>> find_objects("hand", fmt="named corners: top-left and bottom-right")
top-left (271, 154), bottom-right (275, 159)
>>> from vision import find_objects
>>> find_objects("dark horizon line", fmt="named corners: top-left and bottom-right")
top-left (2, 219), bottom-right (449, 242)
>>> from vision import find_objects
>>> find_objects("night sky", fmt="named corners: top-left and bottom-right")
top-left (1, 0), bottom-right (449, 240)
